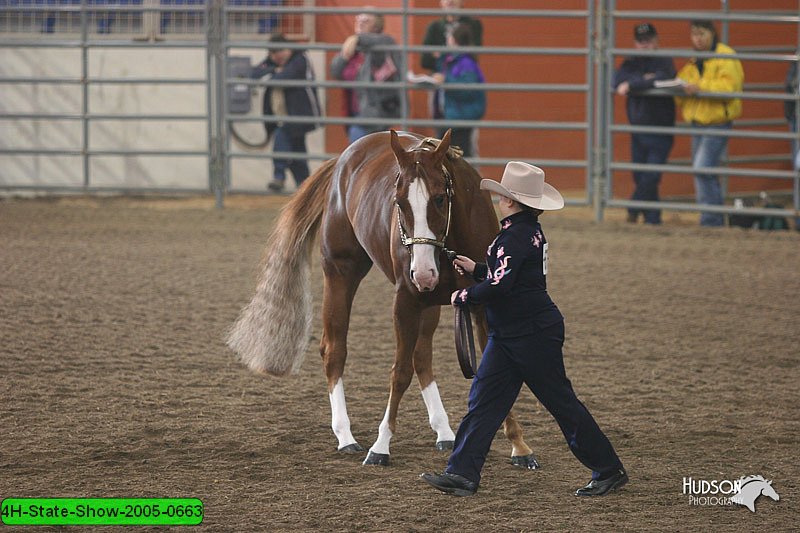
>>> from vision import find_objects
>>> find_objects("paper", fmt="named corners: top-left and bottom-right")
top-left (406, 70), bottom-right (440, 85)
top-left (654, 78), bottom-right (688, 89)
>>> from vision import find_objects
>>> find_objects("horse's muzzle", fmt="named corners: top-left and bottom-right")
top-left (411, 269), bottom-right (439, 292)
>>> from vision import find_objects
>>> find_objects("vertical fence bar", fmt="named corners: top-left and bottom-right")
top-left (602, 0), bottom-right (616, 222)
top-left (585, 0), bottom-right (596, 208)
top-left (593, 0), bottom-right (610, 221)
top-left (794, 3), bottom-right (800, 217)
top-left (222, 0), bottom-right (232, 195)
top-left (400, 0), bottom-right (409, 130)
top-left (719, 0), bottom-right (730, 200)
top-left (81, 0), bottom-right (90, 188)
top-left (207, 0), bottom-right (226, 208)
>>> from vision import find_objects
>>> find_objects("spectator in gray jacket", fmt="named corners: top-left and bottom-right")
top-left (330, 10), bottom-right (403, 144)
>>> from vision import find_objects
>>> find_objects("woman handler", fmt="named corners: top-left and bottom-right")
top-left (421, 161), bottom-right (627, 497)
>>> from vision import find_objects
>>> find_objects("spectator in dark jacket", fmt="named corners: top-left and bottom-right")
top-left (612, 23), bottom-right (676, 224)
top-left (421, 0), bottom-right (482, 72)
top-left (421, 0), bottom-right (482, 135)
top-left (431, 23), bottom-right (486, 157)
top-left (251, 34), bottom-right (321, 192)
top-left (785, 61), bottom-right (799, 171)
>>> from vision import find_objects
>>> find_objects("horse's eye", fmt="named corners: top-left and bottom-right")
top-left (434, 195), bottom-right (446, 208)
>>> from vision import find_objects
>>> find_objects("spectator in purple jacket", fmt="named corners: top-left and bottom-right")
top-left (432, 23), bottom-right (486, 157)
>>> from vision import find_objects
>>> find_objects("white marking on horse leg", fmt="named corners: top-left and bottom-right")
top-left (329, 378), bottom-right (357, 449)
top-left (421, 381), bottom-right (455, 443)
top-left (367, 407), bottom-right (393, 456)
top-left (407, 180), bottom-right (439, 291)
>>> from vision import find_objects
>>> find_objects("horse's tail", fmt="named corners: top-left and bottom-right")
top-left (226, 158), bottom-right (337, 376)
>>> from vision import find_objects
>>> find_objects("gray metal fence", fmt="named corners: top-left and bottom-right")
top-left (601, 2), bottom-right (800, 222)
top-left (1, 1), bottom-right (798, 223)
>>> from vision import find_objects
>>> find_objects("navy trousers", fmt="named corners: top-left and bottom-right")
top-left (629, 133), bottom-right (673, 224)
top-left (446, 322), bottom-right (623, 484)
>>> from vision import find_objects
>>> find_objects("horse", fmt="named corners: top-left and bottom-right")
top-left (730, 475), bottom-right (780, 512)
top-left (227, 129), bottom-right (537, 468)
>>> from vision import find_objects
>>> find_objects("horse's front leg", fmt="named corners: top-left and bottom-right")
top-left (412, 305), bottom-right (456, 450)
top-left (363, 289), bottom-right (421, 466)
top-left (474, 306), bottom-right (539, 469)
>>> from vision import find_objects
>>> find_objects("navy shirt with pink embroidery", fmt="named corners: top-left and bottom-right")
top-left (455, 210), bottom-right (563, 338)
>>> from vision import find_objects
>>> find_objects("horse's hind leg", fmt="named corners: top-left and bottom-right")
top-left (320, 251), bottom-right (371, 454)
top-left (412, 305), bottom-right (456, 449)
top-left (473, 307), bottom-right (539, 469)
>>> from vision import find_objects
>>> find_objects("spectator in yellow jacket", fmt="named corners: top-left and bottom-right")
top-left (676, 19), bottom-right (744, 227)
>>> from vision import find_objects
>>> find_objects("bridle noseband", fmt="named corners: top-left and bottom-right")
top-left (394, 160), bottom-right (455, 258)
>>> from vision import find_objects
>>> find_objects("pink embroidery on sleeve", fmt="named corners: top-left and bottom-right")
top-left (458, 289), bottom-right (468, 302)
top-left (490, 256), bottom-right (511, 285)
top-left (496, 246), bottom-right (505, 258)
top-left (502, 219), bottom-right (512, 229)
top-left (531, 230), bottom-right (542, 248)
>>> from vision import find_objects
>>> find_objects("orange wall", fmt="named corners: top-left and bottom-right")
top-left (316, 1), bottom-right (798, 198)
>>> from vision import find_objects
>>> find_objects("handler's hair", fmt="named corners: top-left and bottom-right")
top-left (515, 201), bottom-right (543, 217)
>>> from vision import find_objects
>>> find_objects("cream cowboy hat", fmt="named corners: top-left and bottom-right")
top-left (480, 161), bottom-right (565, 211)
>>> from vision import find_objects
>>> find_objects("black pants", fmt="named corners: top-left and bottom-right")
top-left (272, 127), bottom-right (309, 186)
top-left (446, 322), bottom-right (623, 484)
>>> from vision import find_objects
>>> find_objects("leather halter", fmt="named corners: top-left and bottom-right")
top-left (394, 160), bottom-right (455, 257)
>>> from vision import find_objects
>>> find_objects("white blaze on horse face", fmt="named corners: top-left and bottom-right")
top-left (407, 179), bottom-right (439, 291)
top-left (421, 381), bottom-right (456, 444)
top-left (329, 378), bottom-right (358, 450)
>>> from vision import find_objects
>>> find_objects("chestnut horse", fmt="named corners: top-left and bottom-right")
top-left (227, 129), bottom-right (537, 468)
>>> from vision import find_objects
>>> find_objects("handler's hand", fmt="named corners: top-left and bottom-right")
top-left (684, 82), bottom-right (701, 95)
top-left (453, 255), bottom-right (475, 276)
top-left (450, 290), bottom-right (461, 305)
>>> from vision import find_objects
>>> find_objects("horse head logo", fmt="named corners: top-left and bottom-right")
top-left (730, 475), bottom-right (780, 513)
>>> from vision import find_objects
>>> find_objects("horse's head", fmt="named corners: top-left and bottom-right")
top-left (390, 129), bottom-right (453, 292)
top-left (761, 479), bottom-right (780, 502)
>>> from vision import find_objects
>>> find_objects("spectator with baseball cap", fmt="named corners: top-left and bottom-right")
top-left (612, 22), bottom-right (677, 224)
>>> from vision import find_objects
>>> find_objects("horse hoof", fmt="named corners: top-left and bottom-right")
top-left (436, 440), bottom-right (454, 451)
top-left (511, 454), bottom-right (541, 470)
top-left (362, 451), bottom-right (390, 466)
top-left (338, 443), bottom-right (365, 454)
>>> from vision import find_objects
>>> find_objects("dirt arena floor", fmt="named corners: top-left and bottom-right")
top-left (1, 194), bottom-right (798, 532)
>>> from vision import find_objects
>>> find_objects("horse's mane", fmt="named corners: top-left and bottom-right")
top-left (739, 475), bottom-right (769, 485)
top-left (416, 137), bottom-right (464, 160)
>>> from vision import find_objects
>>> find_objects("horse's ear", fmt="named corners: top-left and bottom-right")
top-left (390, 129), bottom-right (412, 167)
top-left (433, 128), bottom-right (452, 164)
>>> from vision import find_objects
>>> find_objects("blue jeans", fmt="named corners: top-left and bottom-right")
top-left (691, 122), bottom-right (731, 227)
top-left (272, 127), bottom-right (309, 186)
top-left (790, 117), bottom-right (800, 170)
top-left (630, 133), bottom-right (674, 224)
